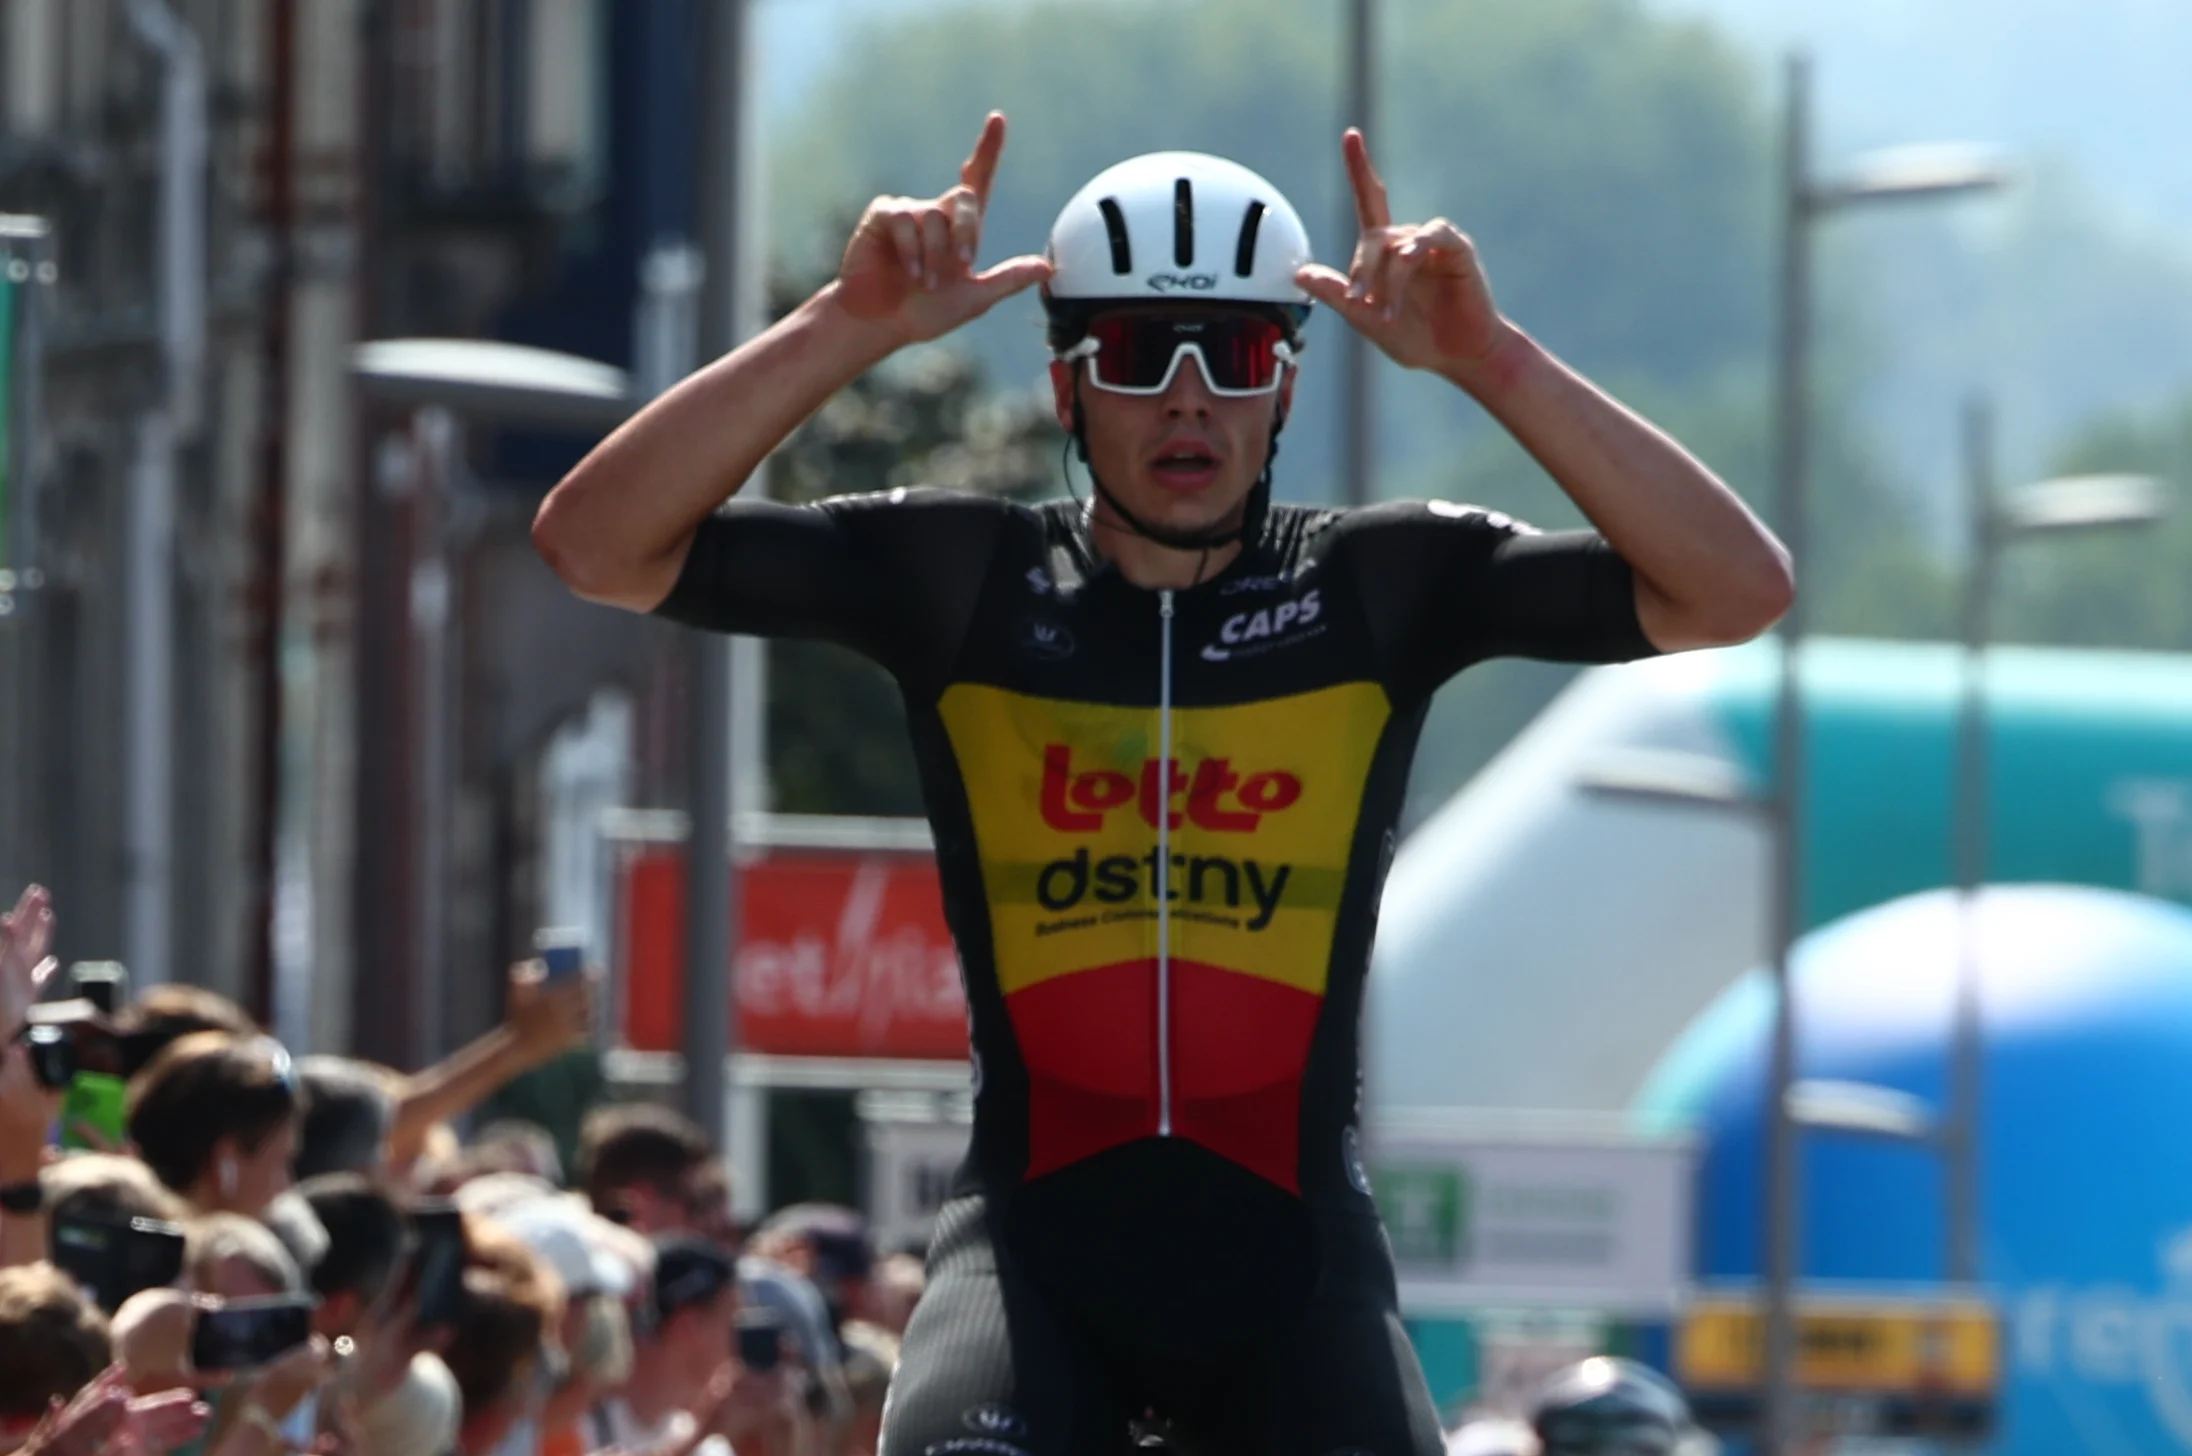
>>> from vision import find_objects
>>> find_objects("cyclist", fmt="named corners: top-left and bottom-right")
top-left (1529, 1358), bottom-right (1695, 1456)
top-left (534, 114), bottom-right (1789, 1456)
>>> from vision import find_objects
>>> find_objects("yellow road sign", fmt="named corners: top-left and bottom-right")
top-left (1678, 1293), bottom-right (1999, 1396)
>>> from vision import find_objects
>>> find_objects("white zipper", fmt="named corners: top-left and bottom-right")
top-left (1156, 588), bottom-right (1176, 1137)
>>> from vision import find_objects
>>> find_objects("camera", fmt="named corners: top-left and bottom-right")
top-left (49, 1212), bottom-right (187, 1314)
top-left (191, 1294), bottom-right (318, 1373)
top-left (400, 1201), bottom-right (470, 1329)
top-left (16, 1002), bottom-right (126, 1091)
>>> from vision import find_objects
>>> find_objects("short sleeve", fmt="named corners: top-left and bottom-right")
top-left (651, 488), bottom-right (1009, 683)
top-left (1340, 500), bottom-right (1658, 699)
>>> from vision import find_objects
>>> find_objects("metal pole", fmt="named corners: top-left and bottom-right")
top-left (1761, 50), bottom-right (1813, 1456)
top-left (119, 0), bottom-right (206, 988)
top-left (0, 219), bottom-right (53, 898)
top-left (1947, 396), bottom-right (1995, 1287)
top-left (1339, 0), bottom-right (1376, 509)
top-left (685, 0), bottom-right (756, 1146)
top-left (412, 408), bottom-right (456, 1064)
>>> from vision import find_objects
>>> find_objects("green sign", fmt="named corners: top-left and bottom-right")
top-left (1378, 1163), bottom-right (1470, 1264)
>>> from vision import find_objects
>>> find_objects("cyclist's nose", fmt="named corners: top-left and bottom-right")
top-left (1161, 347), bottom-right (1217, 415)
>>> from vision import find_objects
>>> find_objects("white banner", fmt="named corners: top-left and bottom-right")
top-left (865, 1119), bottom-right (971, 1254)
top-left (1372, 1126), bottom-right (1694, 1316)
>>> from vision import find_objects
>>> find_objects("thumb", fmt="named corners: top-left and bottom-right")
top-left (969, 255), bottom-right (1054, 307)
top-left (1294, 264), bottom-right (1354, 307)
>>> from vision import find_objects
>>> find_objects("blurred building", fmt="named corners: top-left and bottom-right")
top-left (0, 0), bottom-right (710, 1067)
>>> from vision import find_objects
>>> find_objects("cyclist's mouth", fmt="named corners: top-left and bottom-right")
top-left (1148, 444), bottom-right (1222, 491)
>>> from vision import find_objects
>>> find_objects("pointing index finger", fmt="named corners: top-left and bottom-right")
top-left (959, 112), bottom-right (1008, 210)
top-left (1344, 128), bottom-right (1391, 232)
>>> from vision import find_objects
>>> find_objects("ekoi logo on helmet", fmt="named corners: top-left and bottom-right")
top-left (1039, 745), bottom-right (1303, 834)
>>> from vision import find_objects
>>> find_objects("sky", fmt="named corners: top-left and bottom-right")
top-left (752, 0), bottom-right (2192, 515)
top-left (759, 0), bottom-right (2192, 235)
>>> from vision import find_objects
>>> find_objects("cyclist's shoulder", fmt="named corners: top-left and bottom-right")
top-left (802, 483), bottom-right (1026, 523)
top-left (1319, 497), bottom-right (1539, 542)
top-left (1258, 500), bottom-right (1535, 585)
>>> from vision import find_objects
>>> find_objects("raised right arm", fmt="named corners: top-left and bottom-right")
top-left (532, 111), bottom-right (1051, 614)
top-left (530, 292), bottom-right (898, 612)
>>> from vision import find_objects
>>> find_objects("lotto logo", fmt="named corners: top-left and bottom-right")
top-left (1039, 745), bottom-right (1303, 833)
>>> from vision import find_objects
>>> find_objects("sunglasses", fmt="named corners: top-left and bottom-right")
top-left (1063, 312), bottom-right (1295, 397)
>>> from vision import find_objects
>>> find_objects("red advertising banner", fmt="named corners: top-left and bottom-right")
top-left (617, 845), bottom-right (970, 1061)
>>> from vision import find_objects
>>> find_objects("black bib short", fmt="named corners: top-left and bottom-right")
top-left (656, 491), bottom-right (1656, 1456)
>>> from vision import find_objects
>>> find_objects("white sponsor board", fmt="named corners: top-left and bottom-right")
top-left (1372, 1118), bottom-right (1694, 1316)
top-left (866, 1118), bottom-right (971, 1254)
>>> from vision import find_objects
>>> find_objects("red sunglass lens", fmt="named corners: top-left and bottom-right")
top-left (1086, 315), bottom-right (1286, 390)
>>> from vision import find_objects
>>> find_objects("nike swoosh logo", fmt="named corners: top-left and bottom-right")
top-left (1200, 644), bottom-right (1233, 662)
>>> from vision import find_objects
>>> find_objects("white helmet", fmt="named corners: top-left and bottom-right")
top-left (1044, 151), bottom-right (1315, 320)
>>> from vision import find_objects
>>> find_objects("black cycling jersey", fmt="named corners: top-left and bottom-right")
top-left (657, 489), bottom-right (1654, 1456)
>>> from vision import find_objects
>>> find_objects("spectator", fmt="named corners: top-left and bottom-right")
top-left (860, 1253), bottom-right (924, 1340)
top-left (356, 1354), bottom-right (462, 1456)
top-left (293, 1057), bottom-right (396, 1182)
top-left (41, 1152), bottom-right (193, 1229)
top-left (735, 1256), bottom-right (849, 1438)
top-left (182, 1212), bottom-right (305, 1299)
top-left (489, 1196), bottom-right (639, 1454)
top-left (465, 1121), bottom-right (565, 1187)
top-left (444, 1215), bottom-right (566, 1456)
top-left (0, 1263), bottom-right (112, 1439)
top-left (836, 1322), bottom-right (898, 1456)
top-left (284, 1176), bottom-right (407, 1342)
top-left (589, 1234), bottom-right (797, 1456)
top-left (113, 986), bottom-right (259, 1080)
top-left (747, 1205), bottom-right (874, 1336)
top-left (125, 1033), bottom-right (302, 1218)
top-left (576, 1105), bottom-right (714, 1234)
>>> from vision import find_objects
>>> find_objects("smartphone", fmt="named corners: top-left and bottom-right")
top-left (403, 1202), bottom-right (470, 1329)
top-left (60, 1072), bottom-right (130, 1152)
top-left (20, 1023), bottom-right (76, 1091)
top-left (50, 1212), bottom-right (187, 1313)
top-left (68, 962), bottom-right (130, 1016)
top-left (190, 1294), bottom-right (317, 1373)
top-left (534, 927), bottom-right (586, 983)
top-left (735, 1307), bottom-right (786, 1374)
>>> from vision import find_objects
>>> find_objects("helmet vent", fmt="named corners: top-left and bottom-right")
top-left (1233, 200), bottom-right (1267, 277)
top-left (1173, 177), bottom-right (1195, 267)
top-left (1097, 197), bottom-right (1133, 274)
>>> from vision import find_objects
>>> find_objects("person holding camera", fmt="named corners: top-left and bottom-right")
top-left (586, 1236), bottom-right (801, 1456)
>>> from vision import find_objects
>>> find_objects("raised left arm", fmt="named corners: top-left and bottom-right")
top-left (1298, 130), bottom-right (1792, 653)
top-left (1446, 324), bottom-right (1792, 651)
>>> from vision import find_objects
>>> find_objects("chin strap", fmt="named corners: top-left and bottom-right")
top-left (1068, 375), bottom-right (1281, 554)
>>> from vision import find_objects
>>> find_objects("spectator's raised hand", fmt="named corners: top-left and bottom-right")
top-left (18, 1363), bottom-right (133, 1456)
top-left (504, 961), bottom-right (592, 1065)
top-left (0, 886), bottom-right (65, 1188)
top-left (0, 885), bottom-right (57, 1038)
top-left (114, 1387), bottom-right (211, 1456)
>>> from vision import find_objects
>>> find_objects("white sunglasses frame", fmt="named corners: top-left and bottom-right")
top-left (1061, 333), bottom-right (1296, 398)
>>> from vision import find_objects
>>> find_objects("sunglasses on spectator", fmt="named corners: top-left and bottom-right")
top-left (1061, 312), bottom-right (1295, 397)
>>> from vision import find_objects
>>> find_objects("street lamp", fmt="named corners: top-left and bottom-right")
top-left (1763, 54), bottom-right (2008, 1453)
top-left (1945, 399), bottom-right (2168, 1290)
